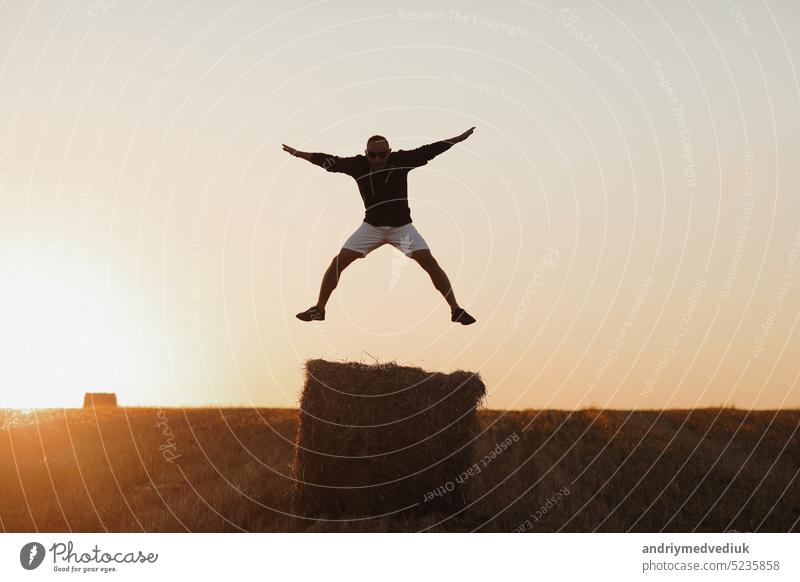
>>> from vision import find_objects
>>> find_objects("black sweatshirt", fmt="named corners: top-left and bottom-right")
top-left (309, 140), bottom-right (454, 227)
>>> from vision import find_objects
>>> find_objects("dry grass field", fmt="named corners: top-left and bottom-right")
top-left (1, 406), bottom-right (798, 532)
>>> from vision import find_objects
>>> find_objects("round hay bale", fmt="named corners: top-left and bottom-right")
top-left (291, 359), bottom-right (486, 520)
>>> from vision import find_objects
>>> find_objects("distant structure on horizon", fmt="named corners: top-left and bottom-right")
top-left (83, 392), bottom-right (118, 408)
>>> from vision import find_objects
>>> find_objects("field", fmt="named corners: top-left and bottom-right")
top-left (1, 406), bottom-right (798, 532)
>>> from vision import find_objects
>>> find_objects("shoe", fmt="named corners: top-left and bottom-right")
top-left (296, 305), bottom-right (325, 321)
top-left (451, 307), bottom-right (476, 325)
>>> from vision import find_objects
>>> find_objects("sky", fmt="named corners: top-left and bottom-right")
top-left (0, 0), bottom-right (799, 410)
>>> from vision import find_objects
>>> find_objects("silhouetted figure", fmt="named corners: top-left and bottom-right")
top-left (283, 127), bottom-right (477, 325)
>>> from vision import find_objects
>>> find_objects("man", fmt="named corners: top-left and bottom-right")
top-left (282, 127), bottom-right (477, 325)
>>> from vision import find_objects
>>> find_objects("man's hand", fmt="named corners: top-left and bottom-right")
top-left (450, 126), bottom-right (475, 144)
top-left (282, 144), bottom-right (313, 161)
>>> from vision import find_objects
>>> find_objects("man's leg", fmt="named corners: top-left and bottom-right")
top-left (410, 249), bottom-right (459, 310)
top-left (316, 248), bottom-right (363, 310)
top-left (397, 224), bottom-right (474, 324)
top-left (297, 247), bottom-right (363, 321)
top-left (298, 222), bottom-right (384, 321)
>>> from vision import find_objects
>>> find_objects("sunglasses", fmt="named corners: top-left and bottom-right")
top-left (366, 151), bottom-right (389, 158)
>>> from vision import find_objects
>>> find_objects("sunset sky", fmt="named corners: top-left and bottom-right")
top-left (1, 0), bottom-right (799, 410)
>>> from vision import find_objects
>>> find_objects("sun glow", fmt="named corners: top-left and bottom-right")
top-left (0, 245), bottom-right (146, 409)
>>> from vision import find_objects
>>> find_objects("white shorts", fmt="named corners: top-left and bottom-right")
top-left (342, 221), bottom-right (430, 257)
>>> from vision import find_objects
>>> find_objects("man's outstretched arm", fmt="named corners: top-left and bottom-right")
top-left (445, 126), bottom-right (476, 145)
top-left (400, 126), bottom-right (476, 168)
top-left (282, 143), bottom-right (361, 175)
top-left (282, 144), bottom-right (315, 161)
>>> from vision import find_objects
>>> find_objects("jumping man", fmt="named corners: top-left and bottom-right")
top-left (282, 127), bottom-right (477, 325)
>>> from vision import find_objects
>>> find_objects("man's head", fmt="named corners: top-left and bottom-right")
top-left (365, 135), bottom-right (391, 170)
